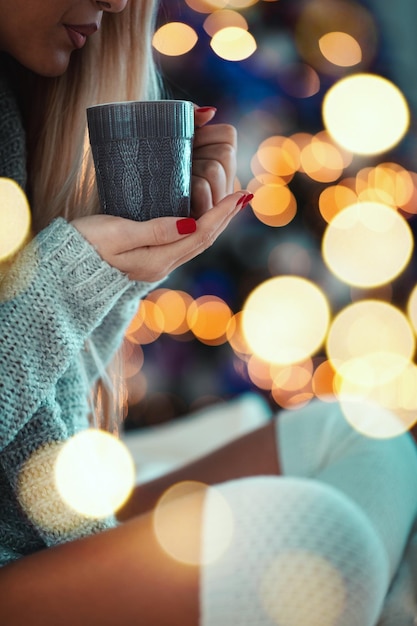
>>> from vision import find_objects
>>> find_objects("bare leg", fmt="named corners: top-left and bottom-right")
top-left (0, 421), bottom-right (280, 626)
top-left (117, 420), bottom-right (280, 520)
top-left (0, 500), bottom-right (201, 626)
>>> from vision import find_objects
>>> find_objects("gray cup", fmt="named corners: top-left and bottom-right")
top-left (87, 100), bottom-right (194, 221)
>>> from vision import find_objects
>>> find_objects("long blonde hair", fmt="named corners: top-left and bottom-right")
top-left (24, 0), bottom-right (163, 431)
top-left (27, 0), bottom-right (162, 232)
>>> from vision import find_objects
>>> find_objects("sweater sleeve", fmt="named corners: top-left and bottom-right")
top-left (0, 217), bottom-right (156, 452)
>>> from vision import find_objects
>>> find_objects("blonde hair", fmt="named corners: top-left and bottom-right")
top-left (24, 0), bottom-right (162, 431)
top-left (27, 0), bottom-right (162, 232)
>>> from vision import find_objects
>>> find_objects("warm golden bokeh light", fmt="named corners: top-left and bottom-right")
top-left (226, 311), bottom-right (252, 357)
top-left (210, 27), bottom-right (257, 61)
top-left (312, 359), bottom-right (337, 400)
top-left (125, 299), bottom-right (164, 344)
top-left (18, 442), bottom-right (91, 534)
top-left (407, 284), bottom-right (417, 337)
top-left (152, 22), bottom-right (198, 56)
top-left (187, 295), bottom-right (233, 345)
top-left (318, 184), bottom-right (358, 223)
top-left (251, 183), bottom-right (297, 227)
top-left (0, 177), bottom-right (31, 263)
top-left (152, 289), bottom-right (194, 335)
top-left (153, 481), bottom-right (234, 566)
top-left (319, 32), bottom-right (362, 67)
top-left (55, 430), bottom-right (135, 518)
top-left (322, 202), bottom-right (413, 288)
top-left (257, 136), bottom-right (300, 177)
top-left (260, 551), bottom-right (346, 626)
top-left (299, 136), bottom-right (345, 183)
top-left (326, 300), bottom-right (415, 374)
top-left (242, 276), bottom-right (331, 365)
top-left (203, 9), bottom-right (248, 36)
top-left (185, 0), bottom-right (227, 11)
top-left (336, 356), bottom-right (417, 439)
top-left (356, 162), bottom-right (415, 208)
top-left (295, 0), bottom-right (377, 76)
top-left (323, 74), bottom-right (410, 155)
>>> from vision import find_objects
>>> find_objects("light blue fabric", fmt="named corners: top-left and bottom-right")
top-left (0, 60), bottom-right (163, 565)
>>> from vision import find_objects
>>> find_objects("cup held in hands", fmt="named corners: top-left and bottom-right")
top-left (87, 100), bottom-right (194, 221)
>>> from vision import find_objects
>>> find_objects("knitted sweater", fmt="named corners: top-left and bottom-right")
top-left (0, 61), bottom-right (156, 566)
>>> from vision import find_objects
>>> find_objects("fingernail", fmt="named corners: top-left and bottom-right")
top-left (236, 193), bottom-right (254, 209)
top-left (240, 193), bottom-right (254, 209)
top-left (196, 106), bottom-right (217, 113)
top-left (176, 217), bottom-right (197, 235)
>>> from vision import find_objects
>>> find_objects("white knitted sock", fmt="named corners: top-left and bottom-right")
top-left (200, 476), bottom-right (389, 626)
top-left (277, 400), bottom-right (417, 579)
top-left (200, 400), bottom-right (417, 626)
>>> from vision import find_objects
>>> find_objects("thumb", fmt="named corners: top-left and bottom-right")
top-left (194, 105), bottom-right (217, 128)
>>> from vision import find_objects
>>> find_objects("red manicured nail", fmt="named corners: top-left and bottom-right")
top-left (235, 194), bottom-right (247, 207)
top-left (240, 193), bottom-right (254, 209)
top-left (176, 217), bottom-right (197, 235)
top-left (195, 106), bottom-right (217, 113)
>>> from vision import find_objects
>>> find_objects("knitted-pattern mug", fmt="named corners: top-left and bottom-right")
top-left (87, 100), bottom-right (194, 221)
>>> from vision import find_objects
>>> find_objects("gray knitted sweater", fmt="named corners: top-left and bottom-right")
top-left (0, 61), bottom-right (155, 565)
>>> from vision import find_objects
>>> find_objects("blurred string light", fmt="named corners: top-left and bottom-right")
top-left (152, 22), bottom-right (198, 56)
top-left (326, 300), bottom-right (417, 438)
top-left (18, 432), bottom-right (135, 532)
top-left (322, 202), bottom-right (414, 288)
top-left (0, 177), bottom-right (31, 263)
top-left (318, 163), bottom-right (417, 223)
top-left (241, 276), bottom-right (331, 365)
top-left (143, 0), bottom-right (417, 435)
top-left (153, 480), bottom-right (234, 565)
top-left (294, 0), bottom-right (377, 76)
top-left (210, 26), bottom-right (257, 61)
top-left (323, 74), bottom-right (410, 155)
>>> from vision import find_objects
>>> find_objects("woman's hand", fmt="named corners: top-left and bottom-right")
top-left (71, 191), bottom-right (252, 283)
top-left (71, 105), bottom-right (247, 283)
top-left (191, 106), bottom-right (238, 218)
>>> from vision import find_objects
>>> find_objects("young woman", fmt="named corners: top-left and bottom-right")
top-left (0, 1), bottom-right (416, 624)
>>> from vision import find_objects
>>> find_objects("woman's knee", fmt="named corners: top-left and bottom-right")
top-left (200, 476), bottom-right (389, 626)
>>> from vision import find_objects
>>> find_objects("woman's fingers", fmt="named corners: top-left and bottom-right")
top-left (115, 191), bottom-right (250, 281)
top-left (70, 214), bottom-right (197, 263)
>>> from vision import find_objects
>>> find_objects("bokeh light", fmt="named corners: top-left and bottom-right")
top-left (337, 356), bottom-right (417, 439)
top-left (185, 0), bottom-right (227, 12)
top-left (242, 276), bottom-right (331, 365)
top-left (18, 442), bottom-right (89, 534)
top-left (125, 299), bottom-right (164, 345)
top-left (210, 27), bottom-right (257, 61)
top-left (326, 300), bottom-right (415, 374)
top-left (295, 0), bottom-right (377, 76)
top-left (153, 481), bottom-right (234, 565)
top-left (187, 295), bottom-right (233, 345)
top-left (0, 177), bottom-right (31, 263)
top-left (322, 202), bottom-right (414, 287)
top-left (323, 74), bottom-right (410, 155)
top-left (55, 430), bottom-right (135, 518)
top-left (259, 551), bottom-right (346, 626)
top-left (152, 22), bottom-right (198, 56)
top-left (319, 32), bottom-right (362, 68)
top-left (203, 9), bottom-right (248, 36)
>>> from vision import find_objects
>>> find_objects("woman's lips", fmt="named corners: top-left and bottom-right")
top-left (64, 24), bottom-right (98, 49)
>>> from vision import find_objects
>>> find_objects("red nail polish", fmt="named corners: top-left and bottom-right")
top-left (176, 217), bottom-right (197, 235)
top-left (196, 106), bottom-right (217, 113)
top-left (235, 194), bottom-right (246, 208)
top-left (240, 193), bottom-right (254, 209)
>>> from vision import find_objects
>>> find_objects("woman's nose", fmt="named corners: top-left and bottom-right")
top-left (96, 0), bottom-right (129, 13)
